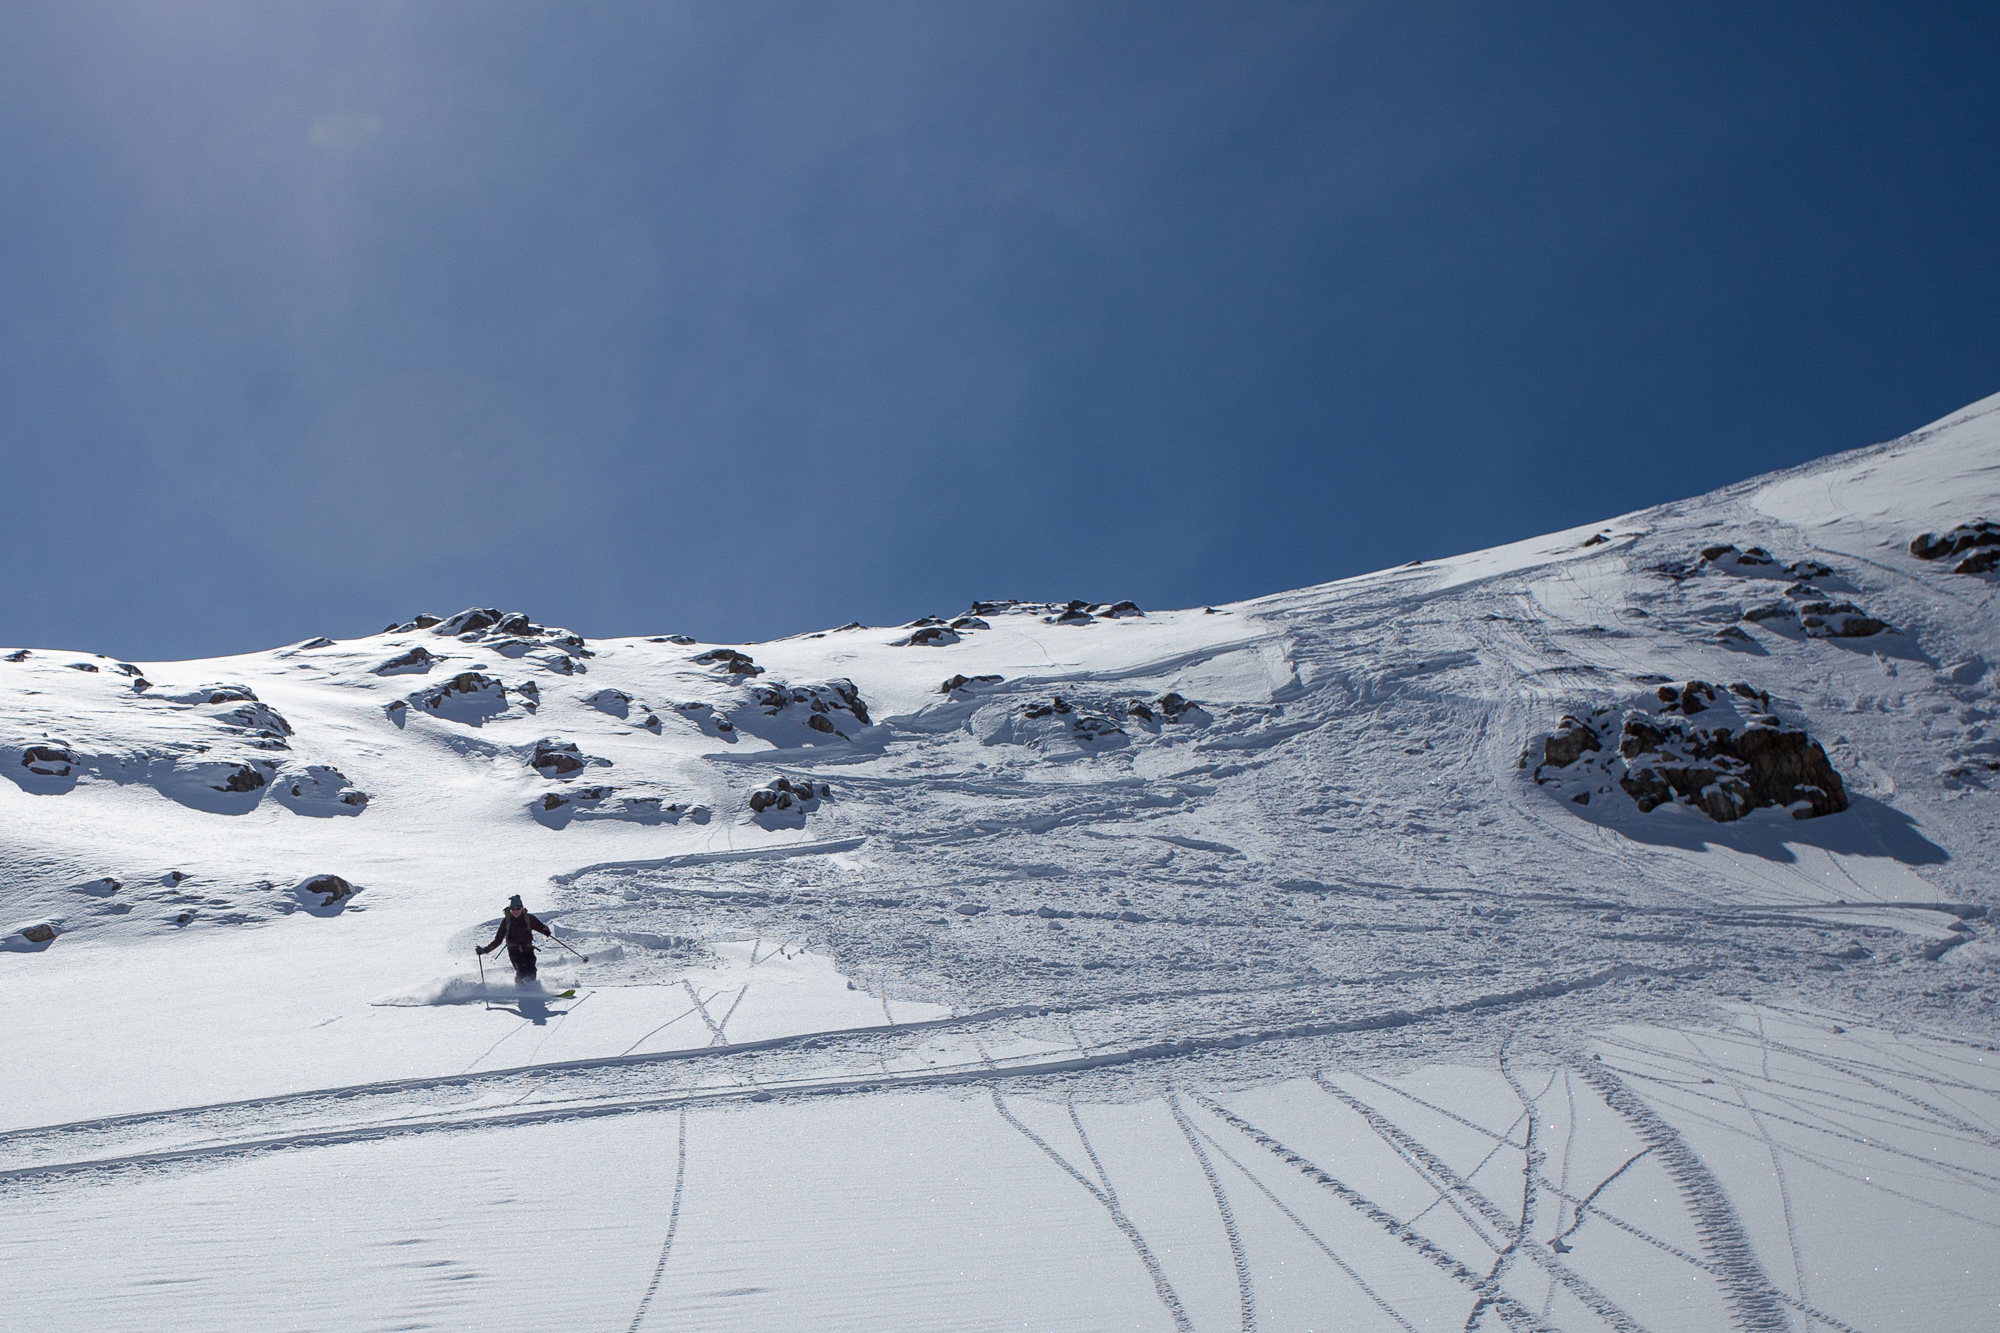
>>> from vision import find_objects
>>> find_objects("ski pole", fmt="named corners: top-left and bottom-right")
top-left (547, 933), bottom-right (589, 963)
top-left (476, 948), bottom-right (485, 985)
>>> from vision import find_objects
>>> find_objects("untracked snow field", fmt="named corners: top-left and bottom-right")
top-left (7, 393), bottom-right (2000, 1330)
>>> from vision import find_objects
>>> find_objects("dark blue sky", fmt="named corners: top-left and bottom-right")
top-left (3, 4), bottom-right (1996, 659)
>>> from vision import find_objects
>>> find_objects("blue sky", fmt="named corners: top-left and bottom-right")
top-left (3, 3), bottom-right (1996, 660)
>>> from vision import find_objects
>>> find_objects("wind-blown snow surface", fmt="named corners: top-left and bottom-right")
top-left (6, 393), bottom-right (2000, 1331)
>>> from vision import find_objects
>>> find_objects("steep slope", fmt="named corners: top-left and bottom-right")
top-left (5, 393), bottom-right (1999, 1332)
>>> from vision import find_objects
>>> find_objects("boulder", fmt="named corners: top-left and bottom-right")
top-left (1098, 600), bottom-right (1144, 618)
top-left (373, 646), bottom-right (438, 675)
top-left (531, 740), bottom-right (590, 776)
top-left (3, 649), bottom-right (28, 662)
top-left (1795, 601), bottom-right (1887, 637)
top-left (1956, 549), bottom-right (2000, 575)
top-left (949, 616), bottom-right (990, 631)
top-left (1534, 683), bottom-right (1845, 822)
top-left (904, 625), bottom-right (960, 646)
top-left (1911, 520), bottom-right (2000, 562)
top-left (749, 775), bottom-right (830, 814)
top-left (20, 922), bottom-right (56, 944)
top-left (21, 743), bottom-right (75, 777)
top-left (295, 874), bottom-right (358, 910)
top-left (1541, 716), bottom-right (1601, 767)
top-left (217, 702), bottom-right (294, 749)
top-left (66, 662), bottom-right (98, 672)
top-left (941, 673), bottom-right (1004, 694)
top-left (648, 635), bottom-right (697, 645)
top-left (692, 649), bottom-right (762, 676)
top-left (213, 763), bottom-right (270, 794)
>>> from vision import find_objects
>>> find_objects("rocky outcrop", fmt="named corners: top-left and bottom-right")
top-left (904, 623), bottom-right (960, 646)
top-left (1911, 520), bottom-right (2000, 572)
top-left (733, 679), bottom-right (872, 742)
top-left (414, 672), bottom-right (507, 711)
top-left (1699, 544), bottom-right (1776, 570)
top-left (529, 739), bottom-right (604, 777)
top-left (374, 646), bottom-right (438, 675)
top-left (21, 743), bottom-right (75, 777)
top-left (294, 874), bottom-right (358, 910)
top-left (1540, 715), bottom-right (1603, 767)
top-left (278, 765), bottom-right (368, 812)
top-left (384, 608), bottom-right (591, 659)
top-left (1124, 692), bottom-right (1209, 726)
top-left (942, 673), bottom-right (1004, 694)
top-left (1532, 680), bottom-right (1846, 822)
top-left (1738, 583), bottom-right (1888, 637)
top-left (692, 649), bottom-right (763, 677)
top-left (19, 922), bottom-right (56, 944)
top-left (217, 702), bottom-right (294, 750)
top-left (749, 775), bottom-right (828, 815)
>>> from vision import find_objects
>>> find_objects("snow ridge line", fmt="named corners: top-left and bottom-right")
top-left (993, 1091), bottom-right (1194, 1333)
top-left (1167, 1092), bottom-right (1257, 1333)
top-left (1187, 1092), bottom-right (1559, 1333)
top-left (625, 1104), bottom-right (687, 1333)
top-left (1576, 1060), bottom-right (1790, 1332)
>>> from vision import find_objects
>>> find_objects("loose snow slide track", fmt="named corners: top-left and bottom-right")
top-left (7, 394), bottom-right (2000, 1329)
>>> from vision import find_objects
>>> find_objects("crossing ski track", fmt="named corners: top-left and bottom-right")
top-left (7, 392), bottom-right (2000, 1329)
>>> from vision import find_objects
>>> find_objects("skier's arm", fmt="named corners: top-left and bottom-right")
top-left (478, 921), bottom-right (506, 953)
top-left (530, 914), bottom-right (553, 937)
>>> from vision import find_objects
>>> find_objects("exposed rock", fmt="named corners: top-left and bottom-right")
top-left (4, 649), bottom-right (28, 661)
top-left (374, 646), bottom-right (438, 675)
top-left (22, 743), bottom-right (75, 777)
top-left (295, 874), bottom-right (358, 909)
top-left (217, 702), bottom-right (294, 749)
top-left (531, 740), bottom-right (591, 776)
top-left (1541, 716), bottom-right (1602, 767)
top-left (1796, 601), bottom-right (1887, 638)
top-left (742, 679), bottom-right (872, 737)
top-left (942, 673), bottom-right (1004, 694)
top-left (1699, 544), bottom-right (1776, 570)
top-left (20, 922), bottom-right (56, 944)
top-left (296, 637), bottom-right (336, 650)
top-left (1048, 601), bottom-right (1097, 625)
top-left (1742, 602), bottom-right (1794, 622)
top-left (692, 649), bottom-right (763, 676)
top-left (414, 672), bottom-right (507, 711)
top-left (213, 763), bottom-right (271, 794)
top-left (1956, 549), bottom-right (2000, 575)
top-left (949, 616), bottom-right (990, 631)
top-left (163, 684), bottom-right (259, 705)
top-left (904, 625), bottom-right (960, 647)
top-left (1532, 681), bottom-right (1845, 822)
top-left (588, 688), bottom-right (632, 718)
top-left (648, 635), bottom-right (697, 645)
top-left (1099, 600), bottom-right (1143, 618)
top-left (749, 775), bottom-right (829, 815)
top-left (67, 662), bottom-right (98, 672)
top-left (1911, 520), bottom-right (2000, 564)
top-left (1156, 692), bottom-right (1203, 721)
top-left (280, 765), bottom-right (369, 811)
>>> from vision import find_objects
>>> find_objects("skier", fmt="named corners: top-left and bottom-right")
top-left (476, 894), bottom-right (553, 982)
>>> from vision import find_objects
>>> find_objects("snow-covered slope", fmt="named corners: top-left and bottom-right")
top-left (6, 393), bottom-right (2000, 1331)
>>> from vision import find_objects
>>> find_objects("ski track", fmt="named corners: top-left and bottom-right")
top-left (9, 398), bottom-right (2000, 1328)
top-left (625, 1104), bottom-right (688, 1333)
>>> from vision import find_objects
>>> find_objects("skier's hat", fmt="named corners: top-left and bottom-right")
top-left (508, 894), bottom-right (524, 909)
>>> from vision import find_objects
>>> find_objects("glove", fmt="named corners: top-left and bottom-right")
top-left (475, 944), bottom-right (489, 955)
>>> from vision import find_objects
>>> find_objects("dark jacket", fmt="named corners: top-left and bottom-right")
top-left (482, 911), bottom-right (552, 959)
